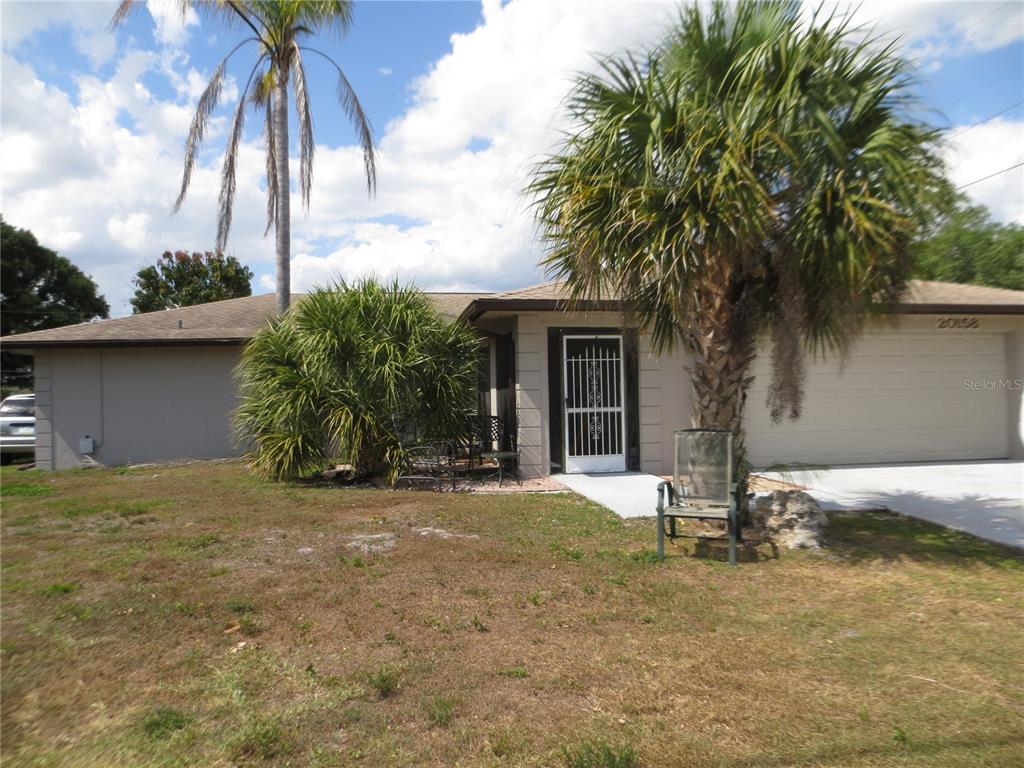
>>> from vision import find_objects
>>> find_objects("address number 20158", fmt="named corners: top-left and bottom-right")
top-left (936, 317), bottom-right (979, 329)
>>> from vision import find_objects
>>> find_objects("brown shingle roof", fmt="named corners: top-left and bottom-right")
top-left (465, 279), bottom-right (1024, 319)
top-left (1, 292), bottom-right (486, 349)
top-left (3, 280), bottom-right (1020, 349)
top-left (900, 280), bottom-right (1024, 309)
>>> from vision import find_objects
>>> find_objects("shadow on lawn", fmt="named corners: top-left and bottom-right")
top-left (689, 537), bottom-right (778, 565)
top-left (823, 509), bottom-right (1023, 568)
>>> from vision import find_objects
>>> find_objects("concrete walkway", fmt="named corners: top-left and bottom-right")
top-left (556, 472), bottom-right (664, 518)
top-left (763, 461), bottom-right (1024, 549)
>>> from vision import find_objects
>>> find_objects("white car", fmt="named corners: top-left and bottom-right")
top-left (1, 394), bottom-right (35, 465)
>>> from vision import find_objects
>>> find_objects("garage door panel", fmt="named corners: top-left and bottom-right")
top-left (746, 332), bottom-right (1009, 467)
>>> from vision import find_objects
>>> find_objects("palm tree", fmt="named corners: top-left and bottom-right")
top-left (234, 279), bottom-right (479, 481)
top-left (529, 0), bottom-right (945, 478)
top-left (112, 0), bottom-right (376, 314)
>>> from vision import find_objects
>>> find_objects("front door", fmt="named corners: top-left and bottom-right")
top-left (563, 335), bottom-right (626, 473)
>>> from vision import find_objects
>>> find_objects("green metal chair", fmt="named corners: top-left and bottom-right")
top-left (656, 480), bottom-right (739, 565)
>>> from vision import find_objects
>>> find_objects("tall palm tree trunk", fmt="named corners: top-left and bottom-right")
top-left (685, 262), bottom-right (757, 497)
top-left (273, 68), bottom-right (291, 314)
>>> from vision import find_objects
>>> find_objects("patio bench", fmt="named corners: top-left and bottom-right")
top-left (656, 480), bottom-right (740, 566)
top-left (395, 442), bottom-right (457, 492)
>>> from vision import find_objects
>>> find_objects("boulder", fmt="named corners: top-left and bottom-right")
top-left (750, 490), bottom-right (827, 549)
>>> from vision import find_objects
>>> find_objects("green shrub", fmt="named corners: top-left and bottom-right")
top-left (43, 582), bottom-right (77, 596)
top-left (234, 279), bottom-right (479, 482)
top-left (141, 707), bottom-right (191, 739)
top-left (629, 550), bottom-right (660, 565)
top-left (562, 740), bottom-right (637, 768)
top-left (424, 695), bottom-right (456, 727)
top-left (226, 598), bottom-right (256, 614)
top-left (497, 666), bottom-right (530, 679)
top-left (238, 615), bottom-right (262, 636)
top-left (231, 717), bottom-right (295, 760)
top-left (367, 665), bottom-right (399, 699)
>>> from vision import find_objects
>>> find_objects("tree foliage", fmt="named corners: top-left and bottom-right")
top-left (131, 250), bottom-right (253, 313)
top-left (529, 0), bottom-right (945, 470)
top-left (1, 218), bottom-right (109, 390)
top-left (914, 194), bottom-right (1024, 290)
top-left (234, 279), bottom-right (478, 482)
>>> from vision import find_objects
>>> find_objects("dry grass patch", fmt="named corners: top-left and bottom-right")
top-left (1, 461), bottom-right (1022, 767)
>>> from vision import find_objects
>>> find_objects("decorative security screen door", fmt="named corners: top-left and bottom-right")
top-left (563, 335), bottom-right (626, 473)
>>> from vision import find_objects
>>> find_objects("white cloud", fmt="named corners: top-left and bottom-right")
top-left (1, 1), bottom-right (119, 67)
top-left (107, 212), bottom-right (152, 250)
top-left (943, 118), bottom-right (1024, 223)
top-left (819, 1), bottom-right (1024, 62)
top-left (378, 66), bottom-right (393, 76)
top-left (275, 0), bottom-right (677, 293)
top-left (0, 48), bottom-right (274, 314)
top-left (146, 0), bottom-right (199, 48)
top-left (2, 0), bottom-right (1022, 317)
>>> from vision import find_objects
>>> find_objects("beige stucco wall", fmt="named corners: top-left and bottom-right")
top-left (513, 311), bottom-right (691, 478)
top-left (34, 346), bottom-right (242, 470)
top-left (514, 311), bottom-right (1024, 477)
top-left (27, 311), bottom-right (1024, 474)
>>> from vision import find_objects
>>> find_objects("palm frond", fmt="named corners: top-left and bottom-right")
top-left (290, 43), bottom-right (315, 209)
top-left (262, 89), bottom-right (278, 237)
top-left (174, 37), bottom-right (256, 214)
top-left (301, 46), bottom-right (376, 195)
top-left (216, 55), bottom-right (266, 252)
top-left (109, 0), bottom-right (138, 29)
top-left (110, 0), bottom-right (192, 29)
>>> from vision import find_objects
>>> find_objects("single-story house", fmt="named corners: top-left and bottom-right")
top-left (2, 280), bottom-right (1023, 475)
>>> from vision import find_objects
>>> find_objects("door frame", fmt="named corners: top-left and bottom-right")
top-left (560, 333), bottom-right (627, 473)
top-left (547, 327), bottom-right (640, 474)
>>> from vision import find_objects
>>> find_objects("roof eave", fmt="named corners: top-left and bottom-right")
top-left (895, 303), bottom-right (1024, 315)
top-left (462, 298), bottom-right (623, 323)
top-left (0, 337), bottom-right (249, 351)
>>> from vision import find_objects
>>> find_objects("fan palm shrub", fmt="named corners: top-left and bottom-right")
top-left (529, 0), bottom-right (945, 480)
top-left (234, 280), bottom-right (479, 481)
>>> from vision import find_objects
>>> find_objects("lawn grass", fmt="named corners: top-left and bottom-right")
top-left (1, 461), bottom-right (1021, 767)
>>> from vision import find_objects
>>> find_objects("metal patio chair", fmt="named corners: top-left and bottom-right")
top-left (656, 428), bottom-right (740, 566)
top-left (475, 416), bottom-right (519, 487)
top-left (395, 441), bottom-right (457, 492)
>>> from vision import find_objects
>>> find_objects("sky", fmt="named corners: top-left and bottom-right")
top-left (1, 0), bottom-right (1022, 317)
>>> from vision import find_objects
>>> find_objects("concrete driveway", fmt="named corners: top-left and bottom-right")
top-left (763, 461), bottom-right (1024, 549)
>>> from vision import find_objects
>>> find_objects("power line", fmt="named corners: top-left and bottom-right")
top-left (935, 2), bottom-right (1013, 53)
top-left (955, 160), bottom-right (1024, 190)
top-left (949, 99), bottom-right (1024, 138)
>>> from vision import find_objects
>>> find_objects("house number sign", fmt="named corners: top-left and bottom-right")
top-left (936, 316), bottom-right (979, 329)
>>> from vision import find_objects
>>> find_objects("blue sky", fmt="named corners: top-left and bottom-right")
top-left (2, 1), bottom-right (1022, 316)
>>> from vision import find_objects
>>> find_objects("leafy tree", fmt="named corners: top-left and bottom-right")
top-left (131, 250), bottom-right (254, 313)
top-left (529, 0), bottom-right (944, 480)
top-left (234, 279), bottom-right (478, 482)
top-left (1, 218), bottom-right (109, 391)
top-left (914, 195), bottom-right (1024, 290)
top-left (112, 0), bottom-right (376, 315)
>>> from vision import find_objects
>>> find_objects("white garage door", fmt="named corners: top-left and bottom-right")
top-left (745, 332), bottom-right (1009, 467)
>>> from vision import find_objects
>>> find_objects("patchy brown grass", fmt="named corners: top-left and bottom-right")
top-left (1, 462), bottom-right (1022, 767)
